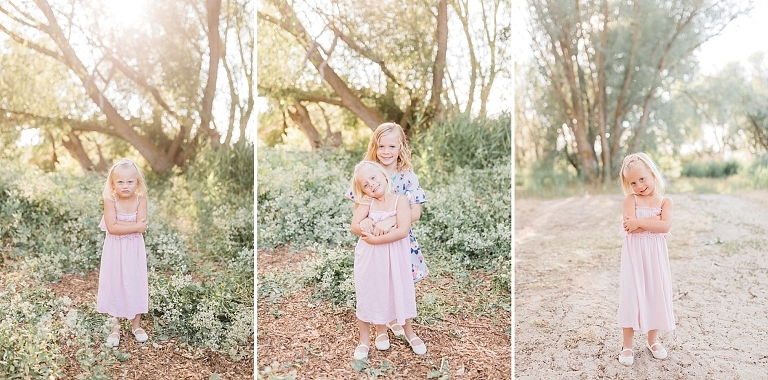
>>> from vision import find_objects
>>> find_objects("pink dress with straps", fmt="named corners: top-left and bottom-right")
top-left (354, 196), bottom-right (417, 325)
top-left (96, 197), bottom-right (149, 318)
top-left (617, 196), bottom-right (675, 333)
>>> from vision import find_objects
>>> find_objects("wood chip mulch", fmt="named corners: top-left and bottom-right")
top-left (48, 272), bottom-right (254, 379)
top-left (257, 248), bottom-right (511, 379)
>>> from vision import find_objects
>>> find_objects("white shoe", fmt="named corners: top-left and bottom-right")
top-left (386, 322), bottom-right (406, 338)
top-left (132, 328), bottom-right (149, 343)
top-left (106, 332), bottom-right (120, 347)
top-left (646, 341), bottom-right (667, 359)
top-left (374, 333), bottom-right (390, 350)
top-left (407, 335), bottom-right (426, 355)
top-left (353, 344), bottom-right (369, 360)
top-left (618, 348), bottom-right (633, 366)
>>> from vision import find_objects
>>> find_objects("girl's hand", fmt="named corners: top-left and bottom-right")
top-left (623, 215), bottom-right (639, 233)
top-left (360, 218), bottom-right (374, 234)
top-left (360, 230), bottom-right (377, 244)
top-left (138, 218), bottom-right (148, 233)
top-left (372, 218), bottom-right (396, 236)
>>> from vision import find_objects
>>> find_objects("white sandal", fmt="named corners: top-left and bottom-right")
top-left (132, 327), bottom-right (149, 343)
top-left (618, 348), bottom-right (633, 366)
top-left (646, 341), bottom-right (667, 359)
top-left (106, 332), bottom-right (120, 347)
top-left (374, 333), bottom-right (390, 350)
top-left (386, 321), bottom-right (406, 338)
top-left (353, 343), bottom-right (369, 360)
top-left (407, 335), bottom-right (426, 355)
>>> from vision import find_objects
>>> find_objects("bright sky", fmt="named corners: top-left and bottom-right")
top-left (695, 1), bottom-right (768, 75)
top-left (513, 1), bottom-right (768, 76)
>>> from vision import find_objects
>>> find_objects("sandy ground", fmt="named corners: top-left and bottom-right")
top-left (515, 191), bottom-right (768, 379)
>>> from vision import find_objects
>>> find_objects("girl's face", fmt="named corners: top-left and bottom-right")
top-left (625, 165), bottom-right (656, 196)
top-left (112, 167), bottom-right (139, 199)
top-left (356, 165), bottom-right (388, 199)
top-left (376, 132), bottom-right (400, 171)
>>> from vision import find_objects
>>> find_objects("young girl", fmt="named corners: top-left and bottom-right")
top-left (350, 161), bottom-right (426, 360)
top-left (97, 158), bottom-right (150, 347)
top-left (617, 153), bottom-right (675, 366)
top-left (345, 122), bottom-right (428, 338)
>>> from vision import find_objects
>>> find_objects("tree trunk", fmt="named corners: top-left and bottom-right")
top-left (287, 102), bottom-right (321, 150)
top-left (272, 0), bottom-right (384, 130)
top-left (61, 131), bottom-right (97, 171)
top-left (430, 0), bottom-right (448, 123)
top-left (34, 0), bottom-right (176, 173)
top-left (201, 0), bottom-right (223, 148)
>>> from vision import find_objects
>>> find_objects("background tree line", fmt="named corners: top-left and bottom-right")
top-left (516, 0), bottom-right (768, 187)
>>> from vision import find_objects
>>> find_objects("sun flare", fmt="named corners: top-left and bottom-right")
top-left (101, 0), bottom-right (148, 26)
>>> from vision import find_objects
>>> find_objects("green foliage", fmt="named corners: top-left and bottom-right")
top-left (0, 281), bottom-right (64, 378)
top-left (257, 149), bottom-right (356, 249)
top-left (681, 159), bottom-right (739, 178)
top-left (185, 142), bottom-right (254, 262)
top-left (301, 245), bottom-right (356, 308)
top-left (412, 113), bottom-right (511, 186)
top-left (148, 272), bottom-right (253, 360)
top-left (417, 164), bottom-right (511, 269)
top-left (743, 155), bottom-right (768, 188)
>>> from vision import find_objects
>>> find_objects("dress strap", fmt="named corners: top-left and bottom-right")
top-left (393, 195), bottom-right (400, 212)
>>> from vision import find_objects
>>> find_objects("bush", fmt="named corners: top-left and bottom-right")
top-left (301, 245), bottom-right (356, 308)
top-left (681, 159), bottom-right (739, 178)
top-left (412, 112), bottom-right (511, 186)
top-left (417, 164), bottom-right (512, 270)
top-left (257, 149), bottom-right (355, 249)
top-left (148, 272), bottom-right (253, 360)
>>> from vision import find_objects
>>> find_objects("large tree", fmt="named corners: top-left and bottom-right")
top-left (525, 0), bottom-right (750, 183)
top-left (258, 0), bottom-right (510, 149)
top-left (0, 0), bottom-right (253, 173)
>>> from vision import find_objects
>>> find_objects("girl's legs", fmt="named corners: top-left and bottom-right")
top-left (374, 324), bottom-right (389, 350)
top-left (621, 327), bottom-right (634, 355)
top-left (647, 329), bottom-right (658, 346)
top-left (355, 319), bottom-right (371, 358)
top-left (132, 314), bottom-right (149, 342)
top-left (106, 316), bottom-right (121, 347)
top-left (401, 319), bottom-right (426, 354)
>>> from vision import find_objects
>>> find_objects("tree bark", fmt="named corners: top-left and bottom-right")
top-left (430, 0), bottom-right (448, 122)
top-left (201, 0), bottom-right (223, 148)
top-left (287, 102), bottom-right (321, 149)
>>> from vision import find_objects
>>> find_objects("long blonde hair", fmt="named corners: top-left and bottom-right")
top-left (364, 122), bottom-right (413, 172)
top-left (102, 158), bottom-right (148, 200)
top-left (350, 161), bottom-right (394, 204)
top-left (619, 152), bottom-right (666, 196)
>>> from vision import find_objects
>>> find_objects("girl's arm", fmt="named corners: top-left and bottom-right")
top-left (370, 203), bottom-right (421, 236)
top-left (361, 197), bottom-right (411, 245)
top-left (351, 202), bottom-right (371, 237)
top-left (624, 197), bottom-right (673, 233)
top-left (103, 198), bottom-right (147, 235)
top-left (352, 203), bottom-right (374, 234)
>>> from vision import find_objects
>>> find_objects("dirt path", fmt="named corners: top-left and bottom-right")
top-left (515, 191), bottom-right (768, 379)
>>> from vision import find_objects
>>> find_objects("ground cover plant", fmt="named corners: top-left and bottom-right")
top-left (0, 147), bottom-right (254, 379)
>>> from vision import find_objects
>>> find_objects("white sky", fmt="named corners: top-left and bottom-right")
top-left (513, 1), bottom-right (768, 76)
top-left (695, 1), bottom-right (768, 75)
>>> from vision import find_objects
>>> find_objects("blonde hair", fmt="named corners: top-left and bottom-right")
top-left (364, 122), bottom-right (413, 172)
top-left (619, 152), bottom-right (666, 196)
top-left (350, 161), bottom-right (394, 204)
top-left (102, 158), bottom-right (148, 200)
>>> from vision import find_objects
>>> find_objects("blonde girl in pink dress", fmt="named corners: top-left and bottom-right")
top-left (346, 122), bottom-right (429, 339)
top-left (97, 158), bottom-right (149, 347)
top-left (617, 153), bottom-right (675, 366)
top-left (350, 161), bottom-right (426, 360)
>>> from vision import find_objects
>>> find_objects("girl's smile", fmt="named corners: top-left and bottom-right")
top-left (356, 166), bottom-right (387, 199)
top-left (625, 166), bottom-right (656, 196)
top-left (376, 133), bottom-right (400, 172)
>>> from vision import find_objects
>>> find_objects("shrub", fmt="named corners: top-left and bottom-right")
top-left (257, 149), bottom-right (356, 249)
top-left (681, 159), bottom-right (739, 178)
top-left (300, 245), bottom-right (356, 308)
top-left (148, 272), bottom-right (253, 359)
top-left (417, 164), bottom-right (512, 270)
